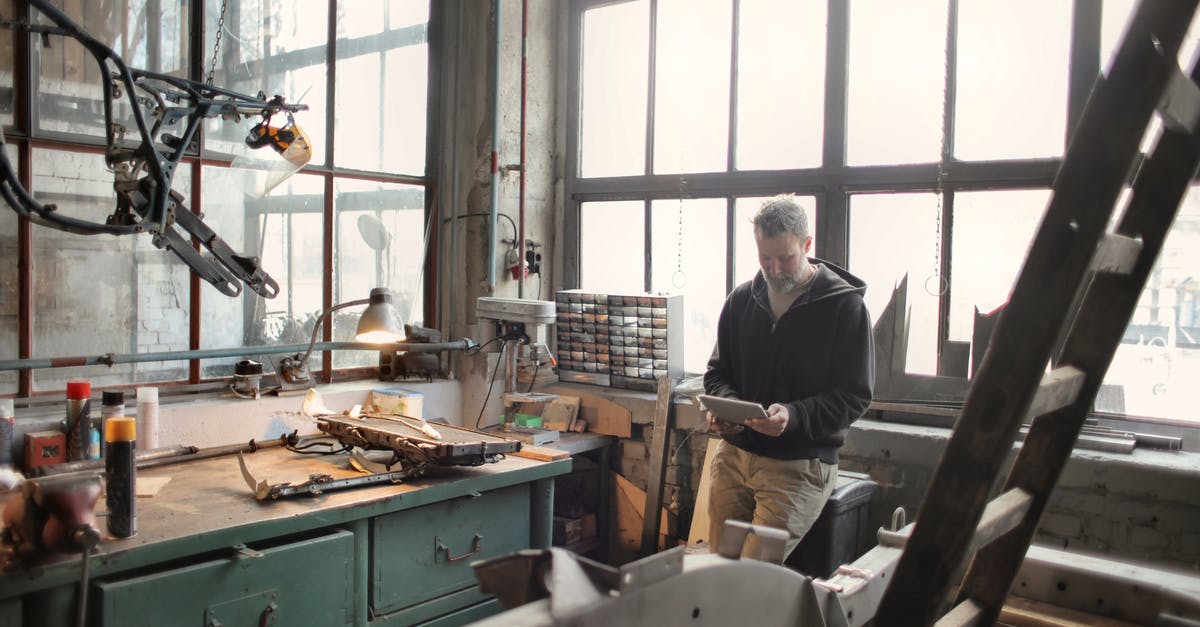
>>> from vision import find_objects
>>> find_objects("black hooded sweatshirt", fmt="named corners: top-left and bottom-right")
top-left (703, 258), bottom-right (874, 464)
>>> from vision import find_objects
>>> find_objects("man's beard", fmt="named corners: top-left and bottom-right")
top-left (764, 271), bottom-right (803, 293)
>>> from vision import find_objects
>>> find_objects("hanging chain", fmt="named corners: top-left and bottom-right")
top-left (927, 1), bottom-right (952, 297)
top-left (673, 173), bottom-right (687, 289)
top-left (205, 0), bottom-right (229, 85)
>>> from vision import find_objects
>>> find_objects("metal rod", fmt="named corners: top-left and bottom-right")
top-left (34, 445), bottom-right (198, 476)
top-left (0, 340), bottom-right (477, 371)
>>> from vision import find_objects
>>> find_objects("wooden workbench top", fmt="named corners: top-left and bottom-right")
top-left (0, 444), bottom-right (570, 596)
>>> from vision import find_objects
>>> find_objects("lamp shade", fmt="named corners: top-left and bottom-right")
top-left (355, 287), bottom-right (406, 343)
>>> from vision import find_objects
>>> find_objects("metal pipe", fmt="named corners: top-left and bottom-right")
top-left (489, 0), bottom-right (502, 289)
top-left (517, 0), bottom-right (528, 297)
top-left (34, 445), bottom-right (198, 476)
top-left (0, 340), bottom-right (477, 372)
top-left (448, 0), bottom-right (466, 355)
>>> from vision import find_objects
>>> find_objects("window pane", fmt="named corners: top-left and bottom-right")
top-left (200, 168), bottom-right (325, 378)
top-left (34, 1), bottom-right (189, 138)
top-left (948, 190), bottom-right (1050, 343)
top-left (1, 1), bottom-right (12, 129)
top-left (735, 0), bottom-right (824, 170)
top-left (734, 196), bottom-right (818, 287)
top-left (849, 193), bottom-right (940, 376)
top-left (653, 0), bottom-right (731, 174)
top-left (204, 0), bottom-right (328, 166)
top-left (580, 0), bottom-right (649, 178)
top-left (0, 144), bottom-right (18, 394)
top-left (335, 1), bottom-right (428, 174)
top-left (30, 149), bottom-right (191, 391)
top-left (333, 179), bottom-right (426, 369)
top-left (580, 201), bottom-right (644, 294)
top-left (1103, 186), bottom-right (1200, 423)
top-left (955, 0), bottom-right (1070, 160)
top-left (847, 0), bottom-right (947, 166)
top-left (651, 199), bottom-right (726, 374)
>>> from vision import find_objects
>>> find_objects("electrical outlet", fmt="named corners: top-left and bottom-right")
top-left (504, 248), bottom-right (520, 269)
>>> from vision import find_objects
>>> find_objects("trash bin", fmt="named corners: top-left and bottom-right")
top-left (787, 470), bottom-right (879, 578)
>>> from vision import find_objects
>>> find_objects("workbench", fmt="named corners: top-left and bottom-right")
top-left (0, 445), bottom-right (570, 627)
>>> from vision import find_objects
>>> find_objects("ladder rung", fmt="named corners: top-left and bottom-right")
top-left (935, 599), bottom-right (984, 627)
top-left (1159, 65), bottom-right (1200, 133)
top-left (1028, 366), bottom-right (1087, 418)
top-left (969, 488), bottom-right (1033, 554)
top-left (1090, 233), bottom-right (1143, 275)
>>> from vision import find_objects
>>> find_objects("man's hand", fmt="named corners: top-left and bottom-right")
top-left (706, 411), bottom-right (744, 435)
top-left (744, 403), bottom-right (789, 437)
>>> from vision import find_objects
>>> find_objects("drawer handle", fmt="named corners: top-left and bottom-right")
top-left (436, 534), bottom-right (483, 562)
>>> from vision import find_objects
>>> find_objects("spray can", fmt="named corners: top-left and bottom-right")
top-left (65, 380), bottom-right (92, 462)
top-left (100, 391), bottom-right (125, 457)
top-left (136, 387), bottom-right (159, 449)
top-left (0, 398), bottom-right (13, 470)
top-left (104, 417), bottom-right (137, 538)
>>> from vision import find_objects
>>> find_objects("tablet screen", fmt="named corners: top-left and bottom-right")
top-left (696, 394), bottom-right (768, 425)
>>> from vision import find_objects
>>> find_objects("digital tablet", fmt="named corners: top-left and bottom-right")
top-left (696, 394), bottom-right (768, 425)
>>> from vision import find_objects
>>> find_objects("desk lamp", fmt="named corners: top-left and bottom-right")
top-left (272, 287), bottom-right (406, 389)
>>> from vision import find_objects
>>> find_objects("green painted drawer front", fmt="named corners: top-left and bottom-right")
top-left (372, 484), bottom-right (530, 615)
top-left (97, 529), bottom-right (354, 627)
top-left (0, 598), bottom-right (19, 627)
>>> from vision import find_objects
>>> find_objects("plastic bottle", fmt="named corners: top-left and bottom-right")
top-left (66, 380), bottom-right (92, 462)
top-left (100, 391), bottom-right (125, 457)
top-left (136, 387), bottom-right (159, 449)
top-left (0, 398), bottom-right (13, 470)
top-left (104, 417), bottom-right (137, 538)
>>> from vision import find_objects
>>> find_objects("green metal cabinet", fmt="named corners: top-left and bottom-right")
top-left (96, 529), bottom-right (355, 626)
top-left (0, 598), bottom-right (19, 627)
top-left (370, 484), bottom-right (531, 621)
top-left (0, 447), bottom-right (567, 627)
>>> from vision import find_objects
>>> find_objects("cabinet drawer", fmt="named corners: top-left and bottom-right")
top-left (97, 529), bottom-right (354, 627)
top-left (371, 484), bottom-right (530, 615)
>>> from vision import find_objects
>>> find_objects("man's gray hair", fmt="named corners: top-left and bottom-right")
top-left (752, 194), bottom-right (809, 240)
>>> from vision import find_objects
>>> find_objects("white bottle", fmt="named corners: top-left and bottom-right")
top-left (136, 387), bottom-right (160, 449)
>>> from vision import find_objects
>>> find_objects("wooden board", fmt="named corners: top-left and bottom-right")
top-left (611, 472), bottom-right (670, 565)
top-left (544, 387), bottom-right (631, 438)
top-left (687, 437), bottom-right (720, 548)
top-left (640, 377), bottom-right (674, 556)
top-left (512, 446), bottom-right (570, 462)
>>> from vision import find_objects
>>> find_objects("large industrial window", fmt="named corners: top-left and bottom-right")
top-left (0, 0), bottom-right (435, 396)
top-left (564, 0), bottom-right (1200, 428)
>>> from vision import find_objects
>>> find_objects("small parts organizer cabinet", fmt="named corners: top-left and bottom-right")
top-left (555, 290), bottom-right (683, 392)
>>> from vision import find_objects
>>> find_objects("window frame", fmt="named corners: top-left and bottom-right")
top-left (1, 0), bottom-right (440, 396)
top-left (562, 0), bottom-right (1197, 431)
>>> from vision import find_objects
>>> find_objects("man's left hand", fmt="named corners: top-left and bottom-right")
top-left (744, 403), bottom-right (789, 437)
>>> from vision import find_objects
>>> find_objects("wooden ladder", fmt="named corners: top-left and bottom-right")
top-left (875, 1), bottom-right (1200, 625)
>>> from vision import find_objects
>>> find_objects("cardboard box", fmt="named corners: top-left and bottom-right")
top-left (24, 430), bottom-right (66, 471)
top-left (367, 387), bottom-right (423, 418)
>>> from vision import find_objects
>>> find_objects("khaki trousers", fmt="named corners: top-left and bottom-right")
top-left (708, 439), bottom-right (836, 559)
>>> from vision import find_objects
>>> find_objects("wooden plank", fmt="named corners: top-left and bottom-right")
top-left (969, 488), bottom-right (1032, 555)
top-left (1028, 366), bottom-right (1087, 419)
top-left (640, 376), bottom-right (674, 557)
top-left (511, 446), bottom-right (570, 462)
top-left (686, 437), bottom-right (720, 548)
top-left (999, 596), bottom-right (1141, 627)
top-left (1089, 233), bottom-right (1142, 275)
top-left (935, 599), bottom-right (983, 627)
